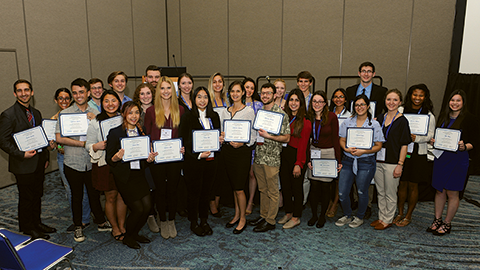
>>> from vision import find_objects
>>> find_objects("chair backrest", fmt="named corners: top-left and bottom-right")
top-left (0, 232), bottom-right (26, 270)
top-left (0, 228), bottom-right (31, 248)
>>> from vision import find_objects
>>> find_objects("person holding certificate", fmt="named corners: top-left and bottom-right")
top-left (144, 76), bottom-right (185, 239)
top-left (179, 86), bottom-right (224, 236)
top-left (372, 89), bottom-right (411, 230)
top-left (306, 91), bottom-right (342, 228)
top-left (133, 82), bottom-right (155, 126)
top-left (86, 90), bottom-right (127, 241)
top-left (177, 73), bottom-right (194, 111)
top-left (427, 89), bottom-right (478, 235)
top-left (218, 81), bottom-right (256, 234)
top-left (243, 77), bottom-right (262, 215)
top-left (335, 94), bottom-right (385, 228)
top-left (278, 89), bottom-right (312, 229)
top-left (396, 84), bottom-right (436, 227)
top-left (106, 101), bottom-right (157, 249)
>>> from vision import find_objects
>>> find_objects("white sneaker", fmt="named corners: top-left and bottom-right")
top-left (168, 220), bottom-right (177, 238)
top-left (147, 215), bottom-right (160, 233)
top-left (335, 216), bottom-right (352, 227)
top-left (74, 226), bottom-right (85, 242)
top-left (349, 217), bottom-right (364, 228)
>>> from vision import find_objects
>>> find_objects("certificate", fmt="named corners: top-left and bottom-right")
top-left (59, 113), bottom-right (88, 137)
top-left (153, 139), bottom-right (183, 163)
top-left (224, 120), bottom-right (251, 143)
top-left (42, 119), bottom-right (57, 141)
top-left (337, 117), bottom-right (348, 129)
top-left (120, 136), bottom-right (150, 162)
top-left (193, 129), bottom-right (220, 153)
top-left (434, 128), bottom-right (461, 152)
top-left (312, 159), bottom-right (338, 178)
top-left (100, 116), bottom-right (123, 141)
top-left (13, 126), bottom-right (49, 152)
top-left (404, 114), bottom-right (430, 136)
top-left (253, 109), bottom-right (284, 135)
top-left (346, 127), bottom-right (374, 149)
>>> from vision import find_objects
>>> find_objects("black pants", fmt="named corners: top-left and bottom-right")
top-left (64, 165), bottom-right (106, 226)
top-left (185, 159), bottom-right (217, 223)
top-left (14, 161), bottom-right (45, 232)
top-left (151, 161), bottom-right (181, 221)
top-left (310, 180), bottom-right (331, 219)
top-left (280, 146), bottom-right (305, 218)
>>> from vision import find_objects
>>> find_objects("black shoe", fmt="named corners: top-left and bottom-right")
top-left (316, 217), bottom-right (326, 228)
top-left (210, 210), bottom-right (222, 218)
top-left (36, 223), bottom-right (57, 234)
top-left (233, 223), bottom-right (247, 234)
top-left (253, 222), bottom-right (275, 232)
top-left (364, 207), bottom-right (372, 219)
top-left (135, 235), bottom-right (151, 243)
top-left (308, 216), bottom-right (318, 226)
top-left (67, 224), bottom-right (76, 232)
top-left (24, 229), bottom-right (50, 240)
top-left (352, 201), bottom-right (358, 211)
top-left (248, 216), bottom-right (265, 227)
top-left (226, 219), bottom-right (239, 228)
top-left (123, 236), bottom-right (140, 249)
top-left (200, 222), bottom-right (213, 235)
top-left (433, 222), bottom-right (451, 236)
top-left (190, 223), bottom-right (206, 237)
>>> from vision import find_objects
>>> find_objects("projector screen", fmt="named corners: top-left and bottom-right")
top-left (459, 0), bottom-right (480, 74)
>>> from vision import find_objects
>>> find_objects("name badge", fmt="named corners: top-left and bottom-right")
top-left (377, 148), bottom-right (386, 161)
top-left (282, 143), bottom-right (287, 147)
top-left (311, 149), bottom-right (321, 159)
top-left (161, 129), bottom-right (172, 140)
top-left (130, 160), bottom-right (141, 169)
top-left (407, 142), bottom-right (414, 153)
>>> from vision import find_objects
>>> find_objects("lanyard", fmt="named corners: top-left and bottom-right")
top-left (199, 117), bottom-right (214, 130)
top-left (214, 99), bottom-right (226, 107)
top-left (289, 116), bottom-right (296, 125)
top-left (313, 119), bottom-right (322, 142)
top-left (335, 106), bottom-right (346, 117)
top-left (441, 118), bottom-right (455, 129)
top-left (417, 107), bottom-right (422, 114)
top-left (381, 111), bottom-right (399, 139)
top-left (181, 95), bottom-right (191, 110)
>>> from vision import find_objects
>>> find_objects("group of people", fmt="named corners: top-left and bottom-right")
top-left (0, 62), bottom-right (476, 251)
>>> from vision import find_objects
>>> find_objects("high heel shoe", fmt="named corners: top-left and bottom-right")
top-left (308, 216), bottom-right (318, 226)
top-left (426, 217), bottom-right (442, 233)
top-left (226, 219), bottom-right (239, 228)
top-left (433, 222), bottom-right (451, 236)
top-left (233, 223), bottom-right (247, 234)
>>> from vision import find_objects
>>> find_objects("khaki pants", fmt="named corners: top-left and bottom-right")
top-left (253, 163), bottom-right (280, 225)
top-left (374, 163), bottom-right (400, 223)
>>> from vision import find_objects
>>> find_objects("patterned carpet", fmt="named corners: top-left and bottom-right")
top-left (1, 171), bottom-right (480, 270)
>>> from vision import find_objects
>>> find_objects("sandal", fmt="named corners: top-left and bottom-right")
top-left (327, 204), bottom-right (338, 218)
top-left (433, 222), bottom-right (451, 236)
top-left (393, 215), bottom-right (404, 225)
top-left (426, 217), bottom-right (442, 233)
top-left (396, 218), bottom-right (411, 227)
top-left (112, 232), bottom-right (125, 241)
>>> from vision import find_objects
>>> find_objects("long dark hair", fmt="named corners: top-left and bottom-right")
top-left (328, 88), bottom-right (347, 112)
top-left (227, 80), bottom-right (246, 105)
top-left (121, 101), bottom-right (144, 134)
top-left (191, 86), bottom-right (216, 119)
top-left (308, 91), bottom-right (329, 126)
top-left (96, 90), bottom-right (121, 121)
top-left (284, 88), bottom-right (306, 138)
top-left (351, 94), bottom-right (373, 126)
top-left (404, 83), bottom-right (434, 114)
top-left (437, 89), bottom-right (467, 129)
top-left (242, 77), bottom-right (260, 102)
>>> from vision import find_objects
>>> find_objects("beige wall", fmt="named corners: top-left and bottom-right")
top-left (0, 0), bottom-right (456, 187)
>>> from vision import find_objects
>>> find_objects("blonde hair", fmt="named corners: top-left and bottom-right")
top-left (207, 72), bottom-right (228, 107)
top-left (274, 78), bottom-right (286, 99)
top-left (154, 76), bottom-right (181, 128)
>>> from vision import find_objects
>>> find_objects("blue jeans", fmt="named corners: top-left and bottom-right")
top-left (338, 155), bottom-right (376, 219)
top-left (57, 152), bottom-right (91, 224)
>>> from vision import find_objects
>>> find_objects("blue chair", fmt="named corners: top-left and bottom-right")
top-left (0, 228), bottom-right (31, 249)
top-left (0, 232), bottom-right (73, 270)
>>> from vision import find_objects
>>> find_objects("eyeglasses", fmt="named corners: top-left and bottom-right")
top-left (91, 87), bottom-right (103, 90)
top-left (333, 95), bottom-right (345, 99)
top-left (57, 97), bottom-right (71, 101)
top-left (360, 70), bottom-right (373, 74)
top-left (261, 92), bottom-right (273, 96)
top-left (355, 103), bottom-right (367, 108)
top-left (312, 100), bottom-right (326, 104)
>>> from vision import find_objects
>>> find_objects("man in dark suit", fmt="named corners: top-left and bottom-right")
top-left (0, 79), bottom-right (56, 239)
top-left (346, 61), bottom-right (387, 117)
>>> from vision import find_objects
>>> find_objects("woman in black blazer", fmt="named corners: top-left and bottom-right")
top-left (179, 86), bottom-right (224, 236)
top-left (106, 101), bottom-right (157, 249)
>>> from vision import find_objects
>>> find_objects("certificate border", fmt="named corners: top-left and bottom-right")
top-left (59, 112), bottom-right (88, 137)
top-left (434, 128), bottom-right (461, 152)
top-left (100, 115), bottom-right (123, 141)
top-left (13, 126), bottom-right (49, 152)
top-left (152, 138), bottom-right (184, 164)
top-left (252, 109), bottom-right (284, 135)
top-left (42, 119), bottom-right (57, 141)
top-left (404, 113), bottom-right (430, 136)
top-left (120, 135), bottom-right (151, 162)
top-left (312, 159), bottom-right (338, 178)
top-left (337, 117), bottom-right (348, 128)
top-left (346, 127), bottom-right (374, 149)
top-left (223, 119), bottom-right (251, 143)
top-left (192, 129), bottom-right (220, 153)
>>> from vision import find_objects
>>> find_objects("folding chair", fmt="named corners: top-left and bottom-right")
top-left (0, 228), bottom-right (31, 249)
top-left (0, 232), bottom-right (73, 270)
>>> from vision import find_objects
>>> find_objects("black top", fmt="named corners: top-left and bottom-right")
top-left (438, 112), bottom-right (479, 159)
top-left (346, 83), bottom-right (387, 117)
top-left (376, 114), bottom-right (411, 164)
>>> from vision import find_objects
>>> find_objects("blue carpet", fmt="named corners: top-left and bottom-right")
top-left (1, 172), bottom-right (480, 269)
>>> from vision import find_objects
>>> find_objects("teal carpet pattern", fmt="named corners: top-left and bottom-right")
top-left (1, 172), bottom-right (480, 269)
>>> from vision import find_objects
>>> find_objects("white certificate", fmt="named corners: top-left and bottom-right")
top-left (346, 127), bottom-right (374, 149)
top-left (13, 126), bottom-right (49, 152)
top-left (193, 129), bottom-right (220, 153)
top-left (224, 120), bottom-right (251, 143)
top-left (312, 159), bottom-right (338, 178)
top-left (120, 136), bottom-right (150, 162)
top-left (42, 119), bottom-right (57, 141)
top-left (253, 109), bottom-right (284, 135)
top-left (337, 117), bottom-right (348, 129)
top-left (434, 128), bottom-right (461, 152)
top-left (59, 113), bottom-right (89, 137)
top-left (100, 116), bottom-right (123, 141)
top-left (404, 114), bottom-right (430, 136)
top-left (153, 139), bottom-right (183, 163)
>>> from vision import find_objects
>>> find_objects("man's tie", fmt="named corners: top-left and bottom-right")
top-left (362, 89), bottom-right (366, 96)
top-left (26, 109), bottom-right (33, 127)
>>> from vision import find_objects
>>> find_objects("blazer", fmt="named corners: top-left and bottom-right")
top-left (346, 83), bottom-right (387, 117)
top-left (0, 102), bottom-right (49, 174)
top-left (106, 125), bottom-right (149, 184)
